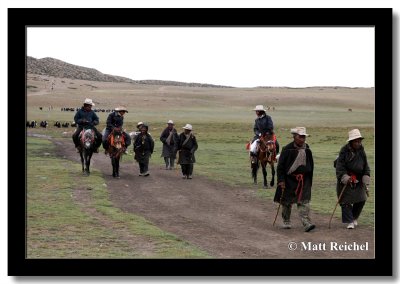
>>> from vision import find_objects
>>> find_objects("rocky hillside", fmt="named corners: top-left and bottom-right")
top-left (27, 56), bottom-right (233, 88)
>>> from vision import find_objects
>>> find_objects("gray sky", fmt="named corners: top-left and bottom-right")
top-left (27, 27), bottom-right (374, 88)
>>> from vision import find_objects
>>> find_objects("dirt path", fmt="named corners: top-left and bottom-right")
top-left (53, 137), bottom-right (374, 259)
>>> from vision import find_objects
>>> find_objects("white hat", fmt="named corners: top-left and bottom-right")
top-left (253, 105), bottom-right (266, 112)
top-left (347, 129), bottom-right (364, 142)
top-left (84, 98), bottom-right (95, 106)
top-left (290, 126), bottom-right (309, 136)
top-left (167, 120), bottom-right (174, 124)
top-left (137, 121), bottom-right (144, 126)
top-left (115, 106), bottom-right (128, 113)
top-left (182, 124), bottom-right (193, 131)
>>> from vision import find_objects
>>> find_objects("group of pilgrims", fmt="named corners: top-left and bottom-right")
top-left (73, 99), bottom-right (371, 231)
top-left (248, 104), bottom-right (371, 232)
top-left (73, 98), bottom-right (198, 179)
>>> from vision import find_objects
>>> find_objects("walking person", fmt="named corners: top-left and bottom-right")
top-left (130, 121), bottom-right (153, 144)
top-left (160, 120), bottom-right (179, 170)
top-left (273, 127), bottom-right (315, 232)
top-left (133, 124), bottom-right (155, 176)
top-left (72, 98), bottom-right (102, 153)
top-left (249, 105), bottom-right (280, 157)
top-left (102, 106), bottom-right (131, 153)
top-left (175, 124), bottom-right (198, 179)
top-left (335, 129), bottom-right (370, 229)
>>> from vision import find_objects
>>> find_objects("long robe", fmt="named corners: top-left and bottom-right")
top-left (335, 144), bottom-right (370, 204)
top-left (175, 132), bottom-right (198, 164)
top-left (273, 142), bottom-right (314, 205)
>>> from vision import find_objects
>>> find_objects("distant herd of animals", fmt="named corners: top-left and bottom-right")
top-left (27, 106), bottom-right (118, 129)
top-left (26, 120), bottom-right (77, 128)
top-left (27, 106), bottom-right (354, 129)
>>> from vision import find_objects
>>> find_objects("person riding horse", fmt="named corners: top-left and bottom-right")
top-left (249, 105), bottom-right (280, 157)
top-left (72, 98), bottom-right (102, 153)
top-left (102, 106), bottom-right (131, 153)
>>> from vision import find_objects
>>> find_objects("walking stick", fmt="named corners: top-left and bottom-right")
top-left (328, 183), bottom-right (348, 229)
top-left (273, 186), bottom-right (284, 226)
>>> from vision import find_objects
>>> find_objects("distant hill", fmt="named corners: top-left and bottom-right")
top-left (27, 56), bottom-right (233, 88)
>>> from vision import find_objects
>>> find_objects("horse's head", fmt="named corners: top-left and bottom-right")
top-left (82, 129), bottom-right (95, 149)
top-left (109, 128), bottom-right (125, 149)
top-left (266, 140), bottom-right (276, 153)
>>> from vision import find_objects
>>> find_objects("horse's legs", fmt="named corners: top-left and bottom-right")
top-left (111, 157), bottom-right (116, 177)
top-left (115, 157), bottom-right (120, 178)
top-left (80, 152), bottom-right (85, 173)
top-left (82, 150), bottom-right (91, 176)
top-left (251, 157), bottom-right (258, 184)
top-left (270, 163), bottom-right (276, 187)
top-left (261, 162), bottom-right (268, 188)
top-left (86, 152), bottom-right (92, 175)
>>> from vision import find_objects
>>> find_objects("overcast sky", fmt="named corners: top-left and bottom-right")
top-left (27, 27), bottom-right (374, 88)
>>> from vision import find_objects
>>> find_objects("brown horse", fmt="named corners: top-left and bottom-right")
top-left (105, 128), bottom-right (126, 178)
top-left (250, 134), bottom-right (276, 188)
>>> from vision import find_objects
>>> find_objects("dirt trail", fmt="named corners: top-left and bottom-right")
top-left (53, 138), bottom-right (374, 259)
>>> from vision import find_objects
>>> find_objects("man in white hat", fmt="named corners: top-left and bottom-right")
top-left (72, 98), bottom-right (102, 153)
top-left (174, 124), bottom-right (198, 179)
top-left (273, 126), bottom-right (316, 232)
top-left (335, 129), bottom-right (370, 229)
top-left (160, 120), bottom-right (179, 170)
top-left (102, 106), bottom-right (131, 152)
top-left (249, 105), bottom-right (280, 156)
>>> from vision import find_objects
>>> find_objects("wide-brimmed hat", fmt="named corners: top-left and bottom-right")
top-left (84, 98), bottom-right (95, 106)
top-left (347, 129), bottom-right (364, 142)
top-left (253, 105), bottom-right (266, 112)
top-left (182, 124), bottom-right (193, 131)
top-left (167, 120), bottom-right (174, 124)
top-left (137, 121), bottom-right (144, 127)
top-left (115, 106), bottom-right (128, 113)
top-left (290, 126), bottom-right (309, 136)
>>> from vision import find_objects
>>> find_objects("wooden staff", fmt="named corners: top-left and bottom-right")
top-left (273, 186), bottom-right (284, 226)
top-left (328, 183), bottom-right (348, 229)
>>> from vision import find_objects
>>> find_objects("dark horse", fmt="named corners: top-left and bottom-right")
top-left (105, 127), bottom-right (126, 178)
top-left (78, 127), bottom-right (95, 176)
top-left (250, 134), bottom-right (277, 188)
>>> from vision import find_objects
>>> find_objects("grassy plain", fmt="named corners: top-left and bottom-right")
top-left (27, 75), bottom-right (375, 257)
top-left (27, 137), bottom-right (210, 258)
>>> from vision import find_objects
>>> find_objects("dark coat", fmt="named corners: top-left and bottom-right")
top-left (160, 127), bottom-right (179, 158)
top-left (273, 142), bottom-right (314, 205)
top-left (175, 132), bottom-right (198, 164)
top-left (74, 107), bottom-right (100, 127)
top-left (106, 111), bottom-right (124, 131)
top-left (133, 133), bottom-right (155, 162)
top-left (253, 114), bottom-right (274, 137)
top-left (335, 144), bottom-right (370, 204)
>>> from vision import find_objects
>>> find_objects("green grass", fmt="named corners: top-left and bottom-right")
top-left (26, 83), bottom-right (376, 258)
top-left (28, 121), bottom-right (375, 229)
top-left (27, 137), bottom-right (210, 258)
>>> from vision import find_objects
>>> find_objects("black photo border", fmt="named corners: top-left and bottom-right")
top-left (10, 8), bottom-right (393, 276)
